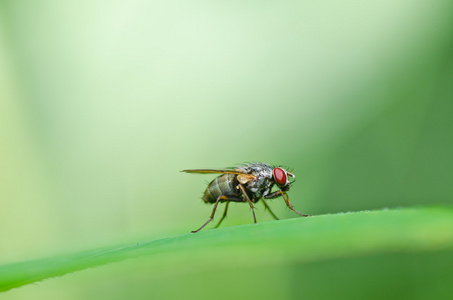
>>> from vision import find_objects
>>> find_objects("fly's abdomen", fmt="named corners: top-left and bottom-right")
top-left (203, 174), bottom-right (241, 203)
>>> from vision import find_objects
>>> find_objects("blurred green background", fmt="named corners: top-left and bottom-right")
top-left (1, 0), bottom-right (452, 299)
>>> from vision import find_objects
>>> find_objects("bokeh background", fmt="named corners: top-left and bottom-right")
top-left (1, 0), bottom-right (453, 299)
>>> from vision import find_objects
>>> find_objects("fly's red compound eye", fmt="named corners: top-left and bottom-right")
top-left (273, 167), bottom-right (287, 186)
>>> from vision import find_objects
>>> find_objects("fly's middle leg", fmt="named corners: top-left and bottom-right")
top-left (237, 184), bottom-right (257, 223)
top-left (261, 199), bottom-right (279, 220)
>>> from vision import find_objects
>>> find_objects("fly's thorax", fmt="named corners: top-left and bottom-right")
top-left (236, 162), bottom-right (274, 177)
top-left (202, 173), bottom-right (240, 203)
top-left (245, 173), bottom-right (275, 199)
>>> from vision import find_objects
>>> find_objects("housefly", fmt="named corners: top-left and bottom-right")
top-left (181, 162), bottom-right (310, 233)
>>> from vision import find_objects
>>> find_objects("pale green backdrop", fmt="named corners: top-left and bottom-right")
top-left (1, 0), bottom-right (452, 299)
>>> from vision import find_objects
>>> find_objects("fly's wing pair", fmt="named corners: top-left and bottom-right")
top-left (181, 168), bottom-right (256, 184)
top-left (181, 169), bottom-right (244, 175)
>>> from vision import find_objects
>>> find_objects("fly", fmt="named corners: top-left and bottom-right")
top-left (181, 162), bottom-right (310, 233)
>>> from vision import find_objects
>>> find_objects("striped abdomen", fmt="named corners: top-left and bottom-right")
top-left (203, 174), bottom-right (241, 203)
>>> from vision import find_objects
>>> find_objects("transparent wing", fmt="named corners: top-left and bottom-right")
top-left (181, 168), bottom-right (257, 184)
top-left (180, 169), bottom-right (247, 175)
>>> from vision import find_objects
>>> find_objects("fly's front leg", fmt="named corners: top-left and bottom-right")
top-left (282, 192), bottom-right (310, 217)
top-left (237, 184), bottom-right (257, 223)
top-left (264, 190), bottom-right (310, 217)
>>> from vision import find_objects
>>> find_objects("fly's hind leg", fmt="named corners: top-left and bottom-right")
top-left (191, 195), bottom-right (243, 233)
top-left (214, 202), bottom-right (230, 228)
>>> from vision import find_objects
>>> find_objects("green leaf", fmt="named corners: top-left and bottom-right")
top-left (1, 206), bottom-right (453, 293)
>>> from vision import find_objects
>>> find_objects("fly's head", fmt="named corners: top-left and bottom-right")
top-left (272, 167), bottom-right (295, 192)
